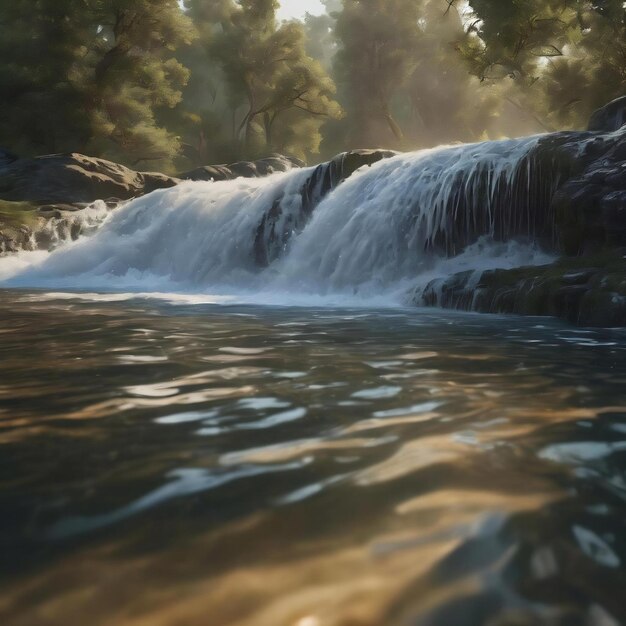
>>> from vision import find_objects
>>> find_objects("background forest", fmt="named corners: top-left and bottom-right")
top-left (1, 0), bottom-right (625, 172)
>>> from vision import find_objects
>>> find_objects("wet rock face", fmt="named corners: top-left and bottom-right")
top-left (178, 154), bottom-right (303, 182)
top-left (0, 153), bottom-right (180, 205)
top-left (0, 198), bottom-right (107, 256)
top-left (0, 148), bottom-right (18, 167)
top-left (417, 253), bottom-right (626, 327)
top-left (297, 149), bottom-right (397, 219)
top-left (0, 153), bottom-right (303, 206)
top-left (588, 96), bottom-right (626, 133)
top-left (406, 101), bottom-right (626, 328)
top-left (253, 149), bottom-right (397, 266)
top-left (544, 129), bottom-right (626, 254)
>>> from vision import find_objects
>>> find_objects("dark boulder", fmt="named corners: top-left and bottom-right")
top-left (0, 148), bottom-right (18, 167)
top-left (178, 164), bottom-right (236, 182)
top-left (178, 154), bottom-right (302, 182)
top-left (141, 171), bottom-right (181, 195)
top-left (256, 154), bottom-right (306, 174)
top-left (0, 153), bottom-right (180, 205)
top-left (588, 96), bottom-right (626, 132)
top-left (543, 127), bottom-right (626, 254)
top-left (0, 152), bottom-right (304, 206)
top-left (416, 253), bottom-right (626, 327)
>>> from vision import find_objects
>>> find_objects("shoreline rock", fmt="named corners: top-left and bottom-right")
top-left (416, 251), bottom-right (626, 328)
top-left (0, 152), bottom-right (305, 207)
top-left (179, 154), bottom-right (304, 182)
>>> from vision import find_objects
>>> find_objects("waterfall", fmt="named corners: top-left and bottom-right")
top-left (0, 136), bottom-right (563, 304)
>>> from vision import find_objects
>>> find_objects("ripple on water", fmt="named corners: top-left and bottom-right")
top-left (372, 401), bottom-right (442, 418)
top-left (539, 441), bottom-right (626, 464)
top-left (354, 435), bottom-right (468, 485)
top-left (238, 397), bottom-right (291, 410)
top-left (365, 360), bottom-right (405, 369)
top-left (219, 346), bottom-right (271, 355)
top-left (155, 410), bottom-right (220, 425)
top-left (352, 386), bottom-right (402, 400)
top-left (48, 463), bottom-right (306, 539)
top-left (220, 435), bottom-right (396, 465)
top-left (341, 404), bottom-right (441, 435)
top-left (1, 295), bottom-right (626, 626)
top-left (573, 526), bottom-right (621, 569)
top-left (116, 354), bottom-right (169, 363)
top-left (236, 408), bottom-right (307, 430)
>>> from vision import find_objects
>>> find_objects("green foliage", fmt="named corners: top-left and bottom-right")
top-left (0, 1), bottom-right (93, 155)
top-left (458, 0), bottom-right (573, 80)
top-left (0, 0), bottom-right (195, 170)
top-left (304, 16), bottom-right (334, 71)
top-left (402, 1), bottom-right (503, 145)
top-left (1, 0), bottom-right (624, 169)
top-left (334, 0), bottom-right (422, 145)
top-left (0, 200), bottom-right (39, 229)
top-left (331, 0), bottom-right (502, 149)
top-left (177, 0), bottom-right (342, 164)
top-left (456, 0), bottom-right (626, 129)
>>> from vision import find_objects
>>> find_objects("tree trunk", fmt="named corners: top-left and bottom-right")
top-left (263, 112), bottom-right (278, 148)
top-left (94, 44), bottom-right (127, 88)
top-left (381, 101), bottom-right (404, 143)
top-left (244, 115), bottom-right (256, 148)
top-left (237, 79), bottom-right (257, 150)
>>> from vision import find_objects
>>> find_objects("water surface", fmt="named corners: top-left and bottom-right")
top-left (1, 290), bottom-right (625, 626)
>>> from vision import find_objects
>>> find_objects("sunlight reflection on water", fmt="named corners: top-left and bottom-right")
top-left (0, 290), bottom-right (625, 626)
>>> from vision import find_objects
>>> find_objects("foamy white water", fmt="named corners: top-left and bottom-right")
top-left (0, 137), bottom-right (556, 306)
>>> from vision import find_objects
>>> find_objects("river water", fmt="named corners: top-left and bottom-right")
top-left (1, 290), bottom-right (625, 626)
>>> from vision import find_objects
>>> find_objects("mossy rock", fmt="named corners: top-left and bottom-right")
top-left (0, 199), bottom-right (40, 229)
top-left (419, 251), bottom-right (626, 327)
top-left (0, 200), bottom-right (44, 254)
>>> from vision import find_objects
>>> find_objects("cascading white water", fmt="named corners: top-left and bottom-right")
top-left (0, 136), bottom-right (558, 305)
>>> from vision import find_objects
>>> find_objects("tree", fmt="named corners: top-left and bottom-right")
top-left (454, 0), bottom-right (626, 129)
top-left (181, 0), bottom-right (342, 162)
top-left (333, 0), bottom-right (429, 146)
top-left (304, 1), bottom-right (341, 72)
top-left (542, 1), bottom-right (626, 126)
top-left (86, 0), bottom-right (195, 168)
top-left (0, 0), bottom-right (93, 155)
top-left (0, 0), bottom-right (195, 169)
top-left (400, 0), bottom-right (501, 146)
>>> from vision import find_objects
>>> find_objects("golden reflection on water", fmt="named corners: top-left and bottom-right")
top-left (1, 293), bottom-right (625, 625)
top-left (0, 483), bottom-right (560, 626)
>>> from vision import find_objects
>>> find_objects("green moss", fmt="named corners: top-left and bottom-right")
top-left (464, 251), bottom-right (626, 325)
top-left (0, 200), bottom-right (40, 229)
top-left (478, 252), bottom-right (626, 287)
